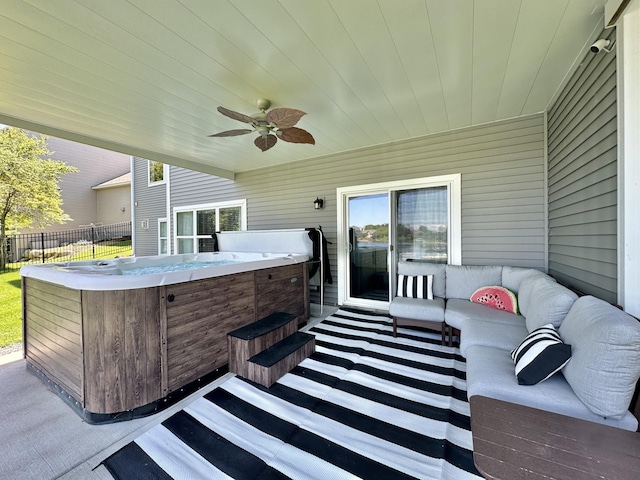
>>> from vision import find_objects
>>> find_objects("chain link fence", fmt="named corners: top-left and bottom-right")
top-left (2, 221), bottom-right (132, 273)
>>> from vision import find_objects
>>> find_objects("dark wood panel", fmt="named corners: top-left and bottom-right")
top-left (102, 289), bottom-right (126, 414)
top-left (82, 288), bottom-right (163, 414)
top-left (143, 287), bottom-right (163, 402)
top-left (470, 396), bottom-right (640, 480)
top-left (25, 307), bottom-right (82, 345)
top-left (23, 279), bottom-right (84, 401)
top-left (228, 320), bottom-right (298, 378)
top-left (164, 272), bottom-right (254, 318)
top-left (23, 278), bottom-right (82, 316)
top-left (165, 273), bottom-right (256, 392)
top-left (167, 337), bottom-right (228, 388)
top-left (246, 335), bottom-right (315, 387)
top-left (82, 290), bottom-right (107, 412)
top-left (254, 263), bottom-right (309, 323)
top-left (25, 317), bottom-right (83, 358)
top-left (25, 337), bottom-right (83, 400)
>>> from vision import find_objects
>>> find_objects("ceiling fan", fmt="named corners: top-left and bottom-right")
top-left (208, 99), bottom-right (315, 152)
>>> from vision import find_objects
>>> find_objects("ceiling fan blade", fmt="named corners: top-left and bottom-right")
top-left (266, 108), bottom-right (306, 128)
top-left (217, 106), bottom-right (257, 125)
top-left (208, 129), bottom-right (253, 137)
top-left (254, 134), bottom-right (277, 152)
top-left (277, 127), bottom-right (315, 145)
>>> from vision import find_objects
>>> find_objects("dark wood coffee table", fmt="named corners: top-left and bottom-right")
top-left (470, 395), bottom-right (640, 480)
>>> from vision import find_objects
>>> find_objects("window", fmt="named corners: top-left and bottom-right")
top-left (148, 160), bottom-right (165, 185)
top-left (158, 218), bottom-right (168, 254)
top-left (174, 200), bottom-right (246, 254)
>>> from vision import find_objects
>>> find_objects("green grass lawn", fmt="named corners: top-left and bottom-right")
top-left (0, 269), bottom-right (22, 347)
top-left (0, 242), bottom-right (133, 348)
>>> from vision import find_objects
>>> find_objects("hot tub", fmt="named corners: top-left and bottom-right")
top-left (21, 230), bottom-right (317, 423)
top-left (20, 251), bottom-right (308, 290)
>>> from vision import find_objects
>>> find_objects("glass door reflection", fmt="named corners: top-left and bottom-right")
top-left (347, 193), bottom-right (390, 302)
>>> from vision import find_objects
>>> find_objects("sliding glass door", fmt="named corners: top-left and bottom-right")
top-left (347, 193), bottom-right (390, 302)
top-left (396, 187), bottom-right (449, 263)
top-left (337, 175), bottom-right (461, 310)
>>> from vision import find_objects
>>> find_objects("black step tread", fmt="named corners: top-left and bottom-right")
top-left (248, 332), bottom-right (314, 367)
top-left (227, 312), bottom-right (296, 340)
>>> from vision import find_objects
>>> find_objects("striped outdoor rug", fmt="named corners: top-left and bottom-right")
top-left (103, 309), bottom-right (482, 480)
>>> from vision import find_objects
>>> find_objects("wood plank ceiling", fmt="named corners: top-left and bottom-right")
top-left (0, 0), bottom-right (606, 179)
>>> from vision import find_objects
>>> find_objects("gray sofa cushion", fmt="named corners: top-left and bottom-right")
top-left (465, 344), bottom-right (639, 431)
top-left (445, 298), bottom-right (524, 330)
top-left (398, 261), bottom-right (446, 298)
top-left (517, 274), bottom-right (555, 318)
top-left (388, 296), bottom-right (445, 322)
top-left (501, 266), bottom-right (547, 294)
top-left (524, 278), bottom-right (577, 331)
top-left (459, 317), bottom-right (528, 358)
top-left (559, 296), bottom-right (640, 419)
top-left (445, 265), bottom-right (502, 300)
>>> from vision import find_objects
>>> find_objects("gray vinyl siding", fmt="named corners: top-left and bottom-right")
top-left (167, 114), bottom-right (546, 305)
top-left (547, 28), bottom-right (617, 304)
top-left (21, 136), bottom-right (130, 233)
top-left (132, 157), bottom-right (167, 256)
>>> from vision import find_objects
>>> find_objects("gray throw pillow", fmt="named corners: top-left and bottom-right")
top-left (559, 296), bottom-right (640, 419)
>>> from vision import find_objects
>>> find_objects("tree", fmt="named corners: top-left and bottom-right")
top-left (0, 128), bottom-right (78, 268)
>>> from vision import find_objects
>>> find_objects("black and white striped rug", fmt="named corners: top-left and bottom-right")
top-left (103, 309), bottom-right (482, 480)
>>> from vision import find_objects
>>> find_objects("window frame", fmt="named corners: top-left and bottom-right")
top-left (173, 200), bottom-right (247, 254)
top-left (158, 217), bottom-right (168, 255)
top-left (336, 174), bottom-right (461, 309)
top-left (148, 160), bottom-right (167, 186)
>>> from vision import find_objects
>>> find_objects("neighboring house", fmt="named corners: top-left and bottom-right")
top-left (19, 135), bottom-right (131, 234)
top-left (92, 172), bottom-right (132, 226)
top-left (132, 27), bottom-right (618, 308)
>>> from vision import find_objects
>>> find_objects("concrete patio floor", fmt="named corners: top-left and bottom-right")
top-left (0, 305), bottom-right (336, 480)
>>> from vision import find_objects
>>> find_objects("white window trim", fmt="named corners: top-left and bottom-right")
top-left (173, 200), bottom-right (247, 254)
top-left (336, 174), bottom-right (461, 308)
top-left (148, 160), bottom-right (167, 186)
top-left (158, 217), bottom-right (168, 255)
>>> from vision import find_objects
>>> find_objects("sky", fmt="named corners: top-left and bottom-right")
top-left (348, 188), bottom-right (448, 229)
top-left (349, 194), bottom-right (389, 228)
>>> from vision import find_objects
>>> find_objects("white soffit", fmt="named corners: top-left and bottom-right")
top-left (0, 0), bottom-right (605, 177)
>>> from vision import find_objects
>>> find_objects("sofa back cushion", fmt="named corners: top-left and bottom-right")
top-left (397, 261), bottom-right (446, 298)
top-left (501, 266), bottom-right (548, 294)
top-left (518, 274), bottom-right (556, 318)
top-left (559, 296), bottom-right (640, 419)
top-left (445, 265), bottom-right (502, 300)
top-left (522, 277), bottom-right (577, 331)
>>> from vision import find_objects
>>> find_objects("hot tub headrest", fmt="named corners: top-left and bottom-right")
top-left (215, 229), bottom-right (314, 256)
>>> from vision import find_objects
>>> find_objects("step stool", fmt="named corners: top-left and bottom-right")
top-left (227, 312), bottom-right (297, 378)
top-left (247, 332), bottom-right (315, 387)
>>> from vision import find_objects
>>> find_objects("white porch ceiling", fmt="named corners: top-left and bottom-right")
top-left (0, 0), bottom-right (606, 179)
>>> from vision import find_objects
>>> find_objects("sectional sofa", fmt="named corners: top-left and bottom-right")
top-left (389, 262), bottom-right (640, 431)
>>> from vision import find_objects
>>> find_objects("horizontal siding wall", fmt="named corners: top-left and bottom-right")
top-left (132, 157), bottom-right (166, 256)
top-left (169, 114), bottom-right (546, 306)
top-left (547, 28), bottom-right (617, 304)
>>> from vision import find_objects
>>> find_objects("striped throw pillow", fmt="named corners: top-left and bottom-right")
top-left (510, 324), bottom-right (571, 385)
top-left (396, 274), bottom-right (433, 300)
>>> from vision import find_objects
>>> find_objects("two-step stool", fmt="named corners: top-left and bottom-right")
top-left (227, 312), bottom-right (315, 387)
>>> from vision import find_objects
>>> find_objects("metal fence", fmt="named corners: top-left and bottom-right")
top-left (3, 221), bottom-right (132, 273)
